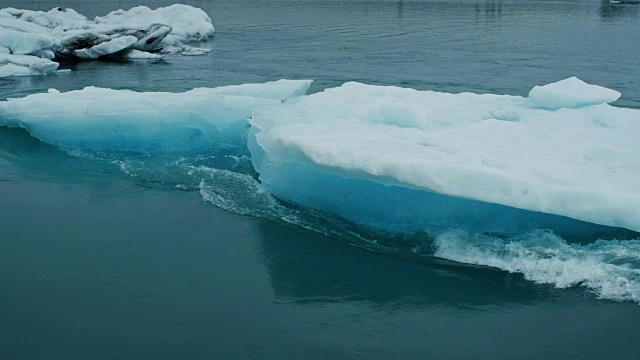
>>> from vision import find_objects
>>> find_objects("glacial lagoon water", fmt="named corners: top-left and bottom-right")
top-left (2, 0), bottom-right (640, 359)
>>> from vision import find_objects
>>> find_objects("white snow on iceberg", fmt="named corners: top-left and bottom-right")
top-left (249, 77), bottom-right (640, 235)
top-left (0, 80), bottom-right (312, 153)
top-left (0, 4), bottom-right (215, 77)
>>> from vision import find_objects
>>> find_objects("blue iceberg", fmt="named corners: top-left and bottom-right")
top-left (249, 78), bottom-right (640, 236)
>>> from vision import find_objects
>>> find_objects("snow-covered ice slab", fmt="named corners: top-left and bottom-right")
top-left (0, 4), bottom-right (215, 77)
top-left (0, 54), bottom-right (59, 77)
top-left (0, 28), bottom-right (53, 55)
top-left (0, 80), bottom-right (312, 153)
top-left (249, 77), bottom-right (640, 235)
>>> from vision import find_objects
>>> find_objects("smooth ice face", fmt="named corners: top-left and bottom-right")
top-left (124, 49), bottom-right (164, 60)
top-left (529, 76), bottom-right (621, 109)
top-left (0, 80), bottom-right (312, 153)
top-left (0, 4), bottom-right (216, 76)
top-left (249, 77), bottom-right (640, 234)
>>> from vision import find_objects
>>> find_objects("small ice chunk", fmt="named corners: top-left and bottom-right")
top-left (161, 43), bottom-right (212, 56)
top-left (123, 49), bottom-right (164, 60)
top-left (528, 77), bottom-right (621, 109)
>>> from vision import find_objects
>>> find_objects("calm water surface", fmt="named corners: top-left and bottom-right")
top-left (2, 0), bottom-right (639, 106)
top-left (1, 0), bottom-right (640, 359)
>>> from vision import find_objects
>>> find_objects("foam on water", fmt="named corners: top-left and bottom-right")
top-left (198, 167), bottom-right (287, 218)
top-left (196, 165), bottom-right (383, 246)
top-left (433, 229), bottom-right (640, 303)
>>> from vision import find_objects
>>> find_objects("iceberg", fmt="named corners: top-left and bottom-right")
top-left (0, 80), bottom-right (312, 153)
top-left (0, 4), bottom-right (215, 77)
top-left (249, 78), bottom-right (640, 236)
